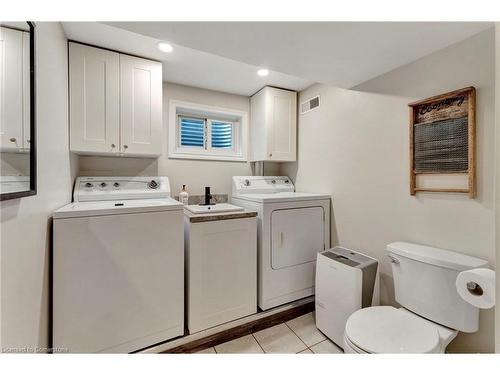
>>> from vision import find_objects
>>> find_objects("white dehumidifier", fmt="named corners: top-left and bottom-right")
top-left (315, 246), bottom-right (378, 349)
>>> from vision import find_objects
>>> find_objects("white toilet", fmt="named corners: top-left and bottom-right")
top-left (343, 242), bottom-right (489, 354)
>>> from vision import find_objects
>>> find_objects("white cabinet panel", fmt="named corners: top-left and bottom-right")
top-left (271, 207), bottom-right (325, 270)
top-left (269, 90), bottom-right (296, 160)
top-left (0, 27), bottom-right (26, 151)
top-left (249, 89), bottom-right (267, 160)
top-left (120, 55), bottom-right (162, 156)
top-left (250, 86), bottom-right (297, 162)
top-left (186, 217), bottom-right (257, 333)
top-left (69, 43), bottom-right (120, 154)
top-left (22, 31), bottom-right (30, 149)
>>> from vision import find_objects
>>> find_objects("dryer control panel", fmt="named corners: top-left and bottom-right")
top-left (232, 176), bottom-right (294, 195)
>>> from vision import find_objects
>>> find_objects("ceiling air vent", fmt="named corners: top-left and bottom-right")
top-left (300, 95), bottom-right (320, 114)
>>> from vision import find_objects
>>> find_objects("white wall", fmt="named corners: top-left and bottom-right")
top-left (0, 22), bottom-right (76, 351)
top-left (282, 28), bottom-right (496, 353)
top-left (79, 82), bottom-right (279, 197)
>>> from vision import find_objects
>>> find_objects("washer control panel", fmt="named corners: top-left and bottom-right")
top-left (74, 177), bottom-right (170, 202)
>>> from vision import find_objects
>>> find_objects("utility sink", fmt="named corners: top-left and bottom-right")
top-left (185, 203), bottom-right (244, 214)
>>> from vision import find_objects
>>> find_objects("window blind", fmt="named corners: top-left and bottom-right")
top-left (180, 117), bottom-right (205, 147)
top-left (211, 121), bottom-right (233, 149)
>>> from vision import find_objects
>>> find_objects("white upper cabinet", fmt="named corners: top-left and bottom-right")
top-left (69, 43), bottom-right (120, 154)
top-left (0, 27), bottom-right (30, 152)
top-left (250, 87), bottom-right (297, 162)
top-left (119, 55), bottom-right (162, 156)
top-left (22, 31), bottom-right (30, 149)
top-left (69, 42), bottom-right (162, 157)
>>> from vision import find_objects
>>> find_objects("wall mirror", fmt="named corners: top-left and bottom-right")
top-left (0, 22), bottom-right (36, 201)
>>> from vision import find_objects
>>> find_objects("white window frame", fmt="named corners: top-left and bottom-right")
top-left (169, 100), bottom-right (248, 162)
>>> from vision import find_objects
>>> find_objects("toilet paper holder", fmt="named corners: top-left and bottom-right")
top-left (466, 281), bottom-right (484, 296)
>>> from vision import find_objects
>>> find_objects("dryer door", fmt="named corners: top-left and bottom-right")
top-left (271, 206), bottom-right (325, 269)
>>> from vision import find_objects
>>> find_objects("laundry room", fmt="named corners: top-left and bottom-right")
top-left (1, 1), bottom-right (500, 373)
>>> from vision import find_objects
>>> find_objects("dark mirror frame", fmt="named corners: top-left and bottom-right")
top-left (1, 21), bottom-right (36, 201)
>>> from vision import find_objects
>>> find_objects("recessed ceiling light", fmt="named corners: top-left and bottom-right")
top-left (257, 68), bottom-right (269, 77)
top-left (158, 42), bottom-right (173, 53)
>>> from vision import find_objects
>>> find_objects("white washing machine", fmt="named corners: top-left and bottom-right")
top-left (232, 176), bottom-right (330, 310)
top-left (53, 176), bottom-right (184, 353)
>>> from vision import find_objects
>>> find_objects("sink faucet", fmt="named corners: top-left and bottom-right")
top-left (202, 186), bottom-right (215, 206)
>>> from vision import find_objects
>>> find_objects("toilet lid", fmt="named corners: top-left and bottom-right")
top-left (345, 306), bottom-right (440, 353)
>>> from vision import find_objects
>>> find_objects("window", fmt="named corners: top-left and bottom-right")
top-left (178, 116), bottom-right (235, 150)
top-left (169, 100), bottom-right (248, 161)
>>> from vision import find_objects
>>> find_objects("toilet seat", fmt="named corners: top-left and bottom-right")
top-left (345, 306), bottom-right (441, 353)
top-left (343, 334), bottom-right (369, 353)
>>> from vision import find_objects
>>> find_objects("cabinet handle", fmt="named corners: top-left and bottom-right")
top-left (123, 145), bottom-right (128, 150)
top-left (279, 232), bottom-right (284, 248)
top-left (9, 138), bottom-right (16, 143)
top-left (111, 143), bottom-right (116, 148)
top-left (26, 139), bottom-right (30, 143)
top-left (269, 153), bottom-right (272, 157)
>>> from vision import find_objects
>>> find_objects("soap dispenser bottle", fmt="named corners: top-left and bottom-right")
top-left (179, 185), bottom-right (189, 205)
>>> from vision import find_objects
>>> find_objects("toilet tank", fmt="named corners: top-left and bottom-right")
top-left (387, 242), bottom-right (488, 333)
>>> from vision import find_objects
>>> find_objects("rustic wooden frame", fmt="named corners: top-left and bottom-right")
top-left (408, 86), bottom-right (476, 198)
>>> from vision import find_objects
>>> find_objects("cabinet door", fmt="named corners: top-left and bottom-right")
top-left (266, 88), bottom-right (297, 161)
top-left (22, 31), bottom-right (30, 150)
top-left (69, 43), bottom-right (120, 154)
top-left (249, 88), bottom-right (267, 161)
top-left (187, 218), bottom-right (257, 333)
top-left (0, 27), bottom-right (24, 151)
top-left (120, 55), bottom-right (162, 156)
top-left (271, 207), bottom-right (325, 270)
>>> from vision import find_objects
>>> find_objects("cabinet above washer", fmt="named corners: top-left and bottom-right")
top-left (250, 86), bottom-right (297, 162)
top-left (69, 42), bottom-right (162, 158)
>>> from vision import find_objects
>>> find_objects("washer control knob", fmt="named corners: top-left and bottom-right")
top-left (148, 180), bottom-right (159, 189)
top-left (285, 179), bottom-right (290, 184)
top-left (243, 179), bottom-right (250, 187)
top-left (271, 179), bottom-right (276, 184)
top-left (113, 182), bottom-right (120, 188)
top-left (84, 182), bottom-right (93, 188)
top-left (100, 182), bottom-right (107, 188)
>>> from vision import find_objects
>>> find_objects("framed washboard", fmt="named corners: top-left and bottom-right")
top-left (409, 87), bottom-right (476, 198)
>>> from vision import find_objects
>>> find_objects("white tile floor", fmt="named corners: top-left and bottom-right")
top-left (195, 312), bottom-right (344, 354)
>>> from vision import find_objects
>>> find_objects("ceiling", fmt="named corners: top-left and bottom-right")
top-left (62, 22), bottom-right (313, 96)
top-left (1, 22), bottom-right (29, 31)
top-left (63, 22), bottom-right (493, 96)
top-left (107, 22), bottom-right (493, 88)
